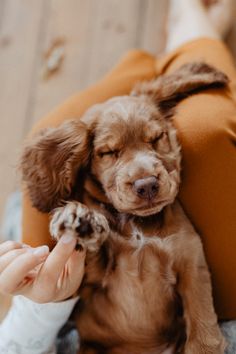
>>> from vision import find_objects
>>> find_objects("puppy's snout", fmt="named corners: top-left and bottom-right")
top-left (133, 176), bottom-right (158, 200)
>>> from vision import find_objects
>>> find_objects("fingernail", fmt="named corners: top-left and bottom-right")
top-left (60, 234), bottom-right (75, 244)
top-left (33, 245), bottom-right (49, 256)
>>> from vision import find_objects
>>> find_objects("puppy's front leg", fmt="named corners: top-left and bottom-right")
top-left (50, 201), bottom-right (110, 252)
top-left (177, 239), bottom-right (226, 354)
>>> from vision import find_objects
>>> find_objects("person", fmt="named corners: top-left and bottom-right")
top-left (0, 237), bottom-right (85, 353)
top-left (0, 0), bottom-right (236, 353)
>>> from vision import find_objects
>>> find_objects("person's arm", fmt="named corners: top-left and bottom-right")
top-left (0, 238), bottom-right (86, 354)
top-left (0, 295), bottom-right (78, 354)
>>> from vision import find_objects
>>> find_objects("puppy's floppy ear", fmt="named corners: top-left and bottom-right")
top-left (21, 120), bottom-right (90, 213)
top-left (132, 62), bottom-right (229, 115)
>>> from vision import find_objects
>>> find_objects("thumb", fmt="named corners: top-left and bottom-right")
top-left (39, 233), bottom-right (77, 284)
top-left (67, 249), bottom-right (86, 286)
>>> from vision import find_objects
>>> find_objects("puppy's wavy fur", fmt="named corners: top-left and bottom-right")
top-left (21, 63), bottom-right (228, 354)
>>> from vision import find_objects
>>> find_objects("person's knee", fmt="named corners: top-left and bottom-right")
top-left (174, 91), bottom-right (236, 152)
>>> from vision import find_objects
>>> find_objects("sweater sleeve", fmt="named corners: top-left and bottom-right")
top-left (0, 295), bottom-right (79, 354)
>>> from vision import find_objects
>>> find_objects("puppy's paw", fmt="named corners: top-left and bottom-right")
top-left (50, 202), bottom-right (110, 252)
top-left (184, 335), bottom-right (226, 354)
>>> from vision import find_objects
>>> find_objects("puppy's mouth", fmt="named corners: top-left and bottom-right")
top-left (130, 199), bottom-right (168, 216)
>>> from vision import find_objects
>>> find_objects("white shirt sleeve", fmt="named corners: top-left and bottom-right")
top-left (0, 295), bottom-right (79, 354)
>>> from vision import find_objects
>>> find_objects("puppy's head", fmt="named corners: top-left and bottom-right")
top-left (21, 62), bottom-right (228, 216)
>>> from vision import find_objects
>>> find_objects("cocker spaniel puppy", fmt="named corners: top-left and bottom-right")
top-left (21, 62), bottom-right (228, 354)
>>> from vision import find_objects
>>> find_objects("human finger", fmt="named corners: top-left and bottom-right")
top-left (0, 246), bottom-right (49, 294)
top-left (0, 248), bottom-right (31, 273)
top-left (67, 249), bottom-right (86, 283)
top-left (53, 249), bottom-right (86, 302)
top-left (39, 234), bottom-right (77, 285)
top-left (0, 240), bottom-right (23, 257)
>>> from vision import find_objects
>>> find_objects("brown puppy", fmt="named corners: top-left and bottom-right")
top-left (21, 62), bottom-right (228, 354)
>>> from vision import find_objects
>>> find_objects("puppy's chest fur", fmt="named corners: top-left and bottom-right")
top-left (76, 201), bottom-right (184, 352)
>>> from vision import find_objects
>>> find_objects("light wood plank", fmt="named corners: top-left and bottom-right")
top-left (29, 0), bottom-right (94, 127)
top-left (0, 0), bottom-right (45, 222)
top-left (84, 0), bottom-right (142, 86)
top-left (226, 3), bottom-right (236, 63)
top-left (138, 0), bottom-right (169, 55)
top-left (0, 0), bottom-right (6, 29)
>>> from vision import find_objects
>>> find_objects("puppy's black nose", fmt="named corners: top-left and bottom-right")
top-left (133, 176), bottom-right (158, 200)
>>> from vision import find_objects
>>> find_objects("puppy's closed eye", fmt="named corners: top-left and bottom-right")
top-left (148, 132), bottom-right (165, 146)
top-left (98, 149), bottom-right (120, 158)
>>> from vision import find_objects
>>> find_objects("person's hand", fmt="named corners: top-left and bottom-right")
top-left (0, 234), bottom-right (86, 303)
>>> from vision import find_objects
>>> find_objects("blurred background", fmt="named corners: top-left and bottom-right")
top-left (0, 0), bottom-right (235, 318)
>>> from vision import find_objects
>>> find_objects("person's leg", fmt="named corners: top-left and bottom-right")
top-left (205, 0), bottom-right (235, 38)
top-left (165, 0), bottom-right (234, 52)
top-left (157, 0), bottom-right (236, 320)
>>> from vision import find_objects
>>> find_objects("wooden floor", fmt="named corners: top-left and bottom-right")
top-left (0, 0), bottom-right (235, 320)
